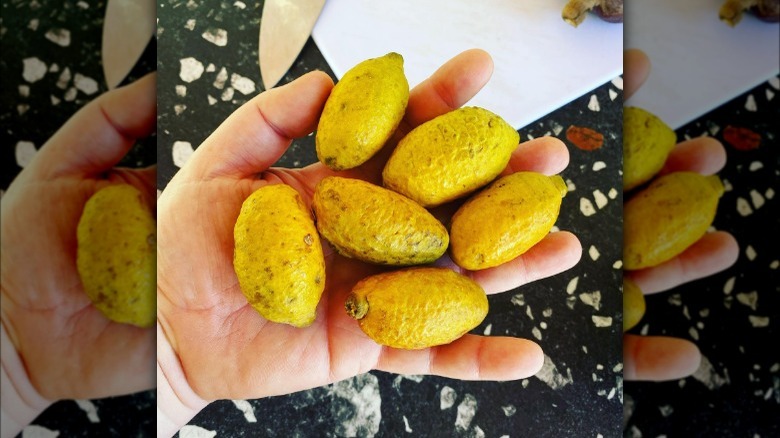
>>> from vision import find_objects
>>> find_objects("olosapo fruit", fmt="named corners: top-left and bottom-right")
top-left (624, 172), bottom-right (724, 270)
top-left (234, 184), bottom-right (325, 327)
top-left (623, 107), bottom-right (677, 192)
top-left (383, 106), bottom-right (519, 207)
top-left (720, 0), bottom-right (779, 26)
top-left (562, 0), bottom-right (624, 27)
top-left (316, 52), bottom-right (409, 170)
top-left (76, 184), bottom-right (155, 327)
top-left (312, 176), bottom-right (448, 265)
top-left (450, 172), bottom-right (567, 270)
top-left (346, 267), bottom-right (488, 349)
top-left (623, 278), bottom-right (646, 332)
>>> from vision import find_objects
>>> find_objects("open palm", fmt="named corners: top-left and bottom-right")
top-left (0, 74), bottom-right (156, 401)
top-left (156, 50), bottom-right (582, 403)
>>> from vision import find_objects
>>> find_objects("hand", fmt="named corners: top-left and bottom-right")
top-left (156, 50), bottom-right (582, 427)
top-left (622, 49), bottom-right (739, 381)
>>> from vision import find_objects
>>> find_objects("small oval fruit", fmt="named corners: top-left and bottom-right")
top-left (624, 172), bottom-right (724, 270)
top-left (77, 184), bottom-right (155, 327)
top-left (450, 172), bottom-right (567, 270)
top-left (312, 176), bottom-right (448, 265)
top-left (316, 52), bottom-right (409, 170)
top-left (346, 268), bottom-right (488, 349)
top-left (383, 106), bottom-right (520, 207)
top-left (234, 184), bottom-right (325, 327)
top-left (623, 107), bottom-right (677, 192)
top-left (623, 278), bottom-right (646, 332)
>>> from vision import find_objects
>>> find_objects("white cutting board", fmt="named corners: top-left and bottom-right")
top-left (311, 0), bottom-right (623, 130)
top-left (625, 0), bottom-right (779, 129)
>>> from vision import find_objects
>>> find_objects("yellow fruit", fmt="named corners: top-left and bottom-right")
top-left (346, 267), bottom-right (488, 349)
top-left (383, 107), bottom-right (520, 207)
top-left (312, 176), bottom-right (448, 265)
top-left (316, 52), bottom-right (409, 170)
top-left (76, 185), bottom-right (155, 327)
top-left (624, 172), bottom-right (724, 270)
top-left (623, 278), bottom-right (646, 332)
top-left (233, 184), bottom-right (325, 327)
top-left (450, 172), bottom-right (567, 270)
top-left (623, 107), bottom-right (677, 192)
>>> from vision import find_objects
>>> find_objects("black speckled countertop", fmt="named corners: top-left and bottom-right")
top-left (157, 1), bottom-right (623, 437)
top-left (623, 77), bottom-right (780, 437)
top-left (1, 1), bottom-right (155, 436)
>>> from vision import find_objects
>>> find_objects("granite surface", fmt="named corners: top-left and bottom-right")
top-left (157, 1), bottom-right (623, 437)
top-left (0, 0), bottom-right (155, 436)
top-left (623, 77), bottom-right (780, 437)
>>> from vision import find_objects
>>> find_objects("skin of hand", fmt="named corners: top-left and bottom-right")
top-left (0, 74), bottom-right (157, 437)
top-left (156, 49), bottom-right (583, 433)
top-left (622, 49), bottom-right (740, 381)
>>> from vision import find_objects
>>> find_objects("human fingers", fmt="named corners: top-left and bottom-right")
top-left (374, 334), bottom-right (544, 381)
top-left (626, 232), bottom-right (739, 295)
top-left (184, 71), bottom-right (334, 179)
top-left (623, 334), bottom-right (701, 381)
top-left (659, 137), bottom-right (727, 176)
top-left (502, 136), bottom-right (570, 176)
top-left (624, 49), bottom-right (650, 100)
top-left (31, 73), bottom-right (156, 178)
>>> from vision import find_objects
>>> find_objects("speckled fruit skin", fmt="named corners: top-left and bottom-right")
top-left (234, 184), bottom-right (325, 327)
top-left (450, 172), bottom-right (567, 270)
top-left (623, 278), bottom-right (645, 332)
top-left (312, 176), bottom-right (448, 265)
top-left (316, 52), bottom-right (409, 170)
top-left (382, 106), bottom-right (520, 207)
top-left (623, 107), bottom-right (677, 192)
top-left (624, 172), bottom-right (724, 270)
top-left (76, 185), bottom-right (155, 327)
top-left (346, 268), bottom-right (488, 349)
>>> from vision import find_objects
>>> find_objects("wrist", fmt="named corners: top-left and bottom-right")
top-left (1, 321), bottom-right (52, 438)
top-left (156, 321), bottom-right (208, 437)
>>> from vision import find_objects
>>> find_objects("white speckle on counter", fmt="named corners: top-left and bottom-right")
top-left (770, 77), bottom-right (780, 89)
top-left (440, 386), bottom-right (457, 410)
top-left (392, 375), bottom-right (423, 393)
top-left (749, 161), bottom-right (763, 171)
top-left (668, 294), bottom-right (682, 306)
top-left (201, 27), bottom-right (228, 46)
top-left (207, 95), bottom-right (217, 105)
top-left (179, 425), bottom-right (216, 438)
top-left (77, 1), bottom-right (88, 9)
top-left (22, 57), bottom-right (47, 83)
top-left (737, 197), bottom-right (753, 216)
top-left (770, 363), bottom-right (780, 372)
top-left (221, 87), bottom-right (235, 101)
top-left (526, 306), bottom-right (534, 320)
top-left (535, 354), bottom-right (573, 389)
top-left (473, 426), bottom-right (486, 438)
top-left (592, 161), bottom-right (606, 171)
top-left (18, 85), bottom-right (29, 97)
top-left (75, 400), bottom-right (99, 423)
top-left (566, 178), bottom-right (576, 191)
top-left (540, 321), bottom-right (548, 329)
top-left (174, 104), bottom-right (187, 115)
top-left (770, 260), bottom-right (779, 270)
top-left (745, 94), bottom-right (757, 111)
top-left (172, 141), bottom-right (194, 168)
top-left (403, 415), bottom-right (412, 432)
top-left (455, 394), bottom-right (477, 431)
top-left (502, 405), bottom-right (516, 416)
top-left (580, 198), bottom-right (596, 216)
top-left (231, 400), bottom-right (257, 422)
top-left (589, 245), bottom-right (600, 261)
top-left (184, 19), bottom-right (196, 30)
top-left (206, 63), bottom-right (216, 73)
top-left (522, 379), bottom-right (529, 388)
top-left (640, 324), bottom-right (649, 335)
top-left (608, 187), bottom-right (617, 199)
top-left (213, 67), bottom-right (228, 89)
top-left (179, 57), bottom-right (204, 83)
top-left (511, 293), bottom-right (525, 307)
top-left (175, 85), bottom-right (187, 97)
top-left (15, 141), bottom-right (36, 167)
top-left (611, 77), bottom-right (623, 90)
top-left (750, 190), bottom-right (765, 209)
top-left (723, 178), bottom-right (733, 191)
top-left (50, 95), bottom-right (60, 105)
top-left (693, 355), bottom-right (730, 389)
top-left (532, 326), bottom-right (542, 340)
top-left (17, 104), bottom-right (29, 115)
top-left (592, 316), bottom-right (612, 327)
top-left (28, 18), bottom-right (39, 31)
top-left (542, 308), bottom-right (553, 318)
top-left (724, 277), bottom-right (735, 294)
top-left (552, 122), bottom-right (564, 136)
top-left (234, 1), bottom-right (247, 9)
top-left (63, 87), bottom-right (77, 102)
top-left (607, 387), bottom-right (616, 400)
top-left (579, 291), bottom-right (601, 310)
top-left (588, 94), bottom-right (600, 111)
top-left (44, 28), bottom-right (70, 46)
top-left (689, 327), bottom-right (699, 341)
top-left (74, 73), bottom-right (98, 95)
top-left (613, 363), bottom-right (623, 372)
top-left (566, 296), bottom-right (577, 310)
top-left (566, 276), bottom-right (578, 294)
top-left (768, 89), bottom-right (776, 101)
top-left (231, 73), bottom-right (256, 95)
top-left (21, 425), bottom-right (59, 438)
top-left (56, 67), bottom-right (71, 89)
top-left (746, 245), bottom-right (757, 261)
top-left (331, 374), bottom-right (381, 438)
top-left (659, 405), bottom-right (674, 417)
top-left (766, 188), bottom-right (775, 199)
top-left (612, 260), bottom-right (622, 269)
top-left (483, 324), bottom-right (492, 335)
top-left (609, 88), bottom-right (618, 101)
top-left (683, 305), bottom-right (691, 320)
top-left (593, 190), bottom-right (608, 209)
top-left (749, 316), bottom-right (769, 328)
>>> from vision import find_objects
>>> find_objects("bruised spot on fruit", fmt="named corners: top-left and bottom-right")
top-left (566, 125), bottom-right (604, 151)
top-left (304, 234), bottom-right (313, 246)
top-left (346, 294), bottom-right (369, 319)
